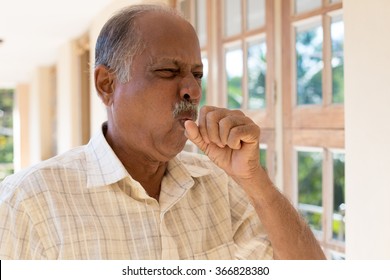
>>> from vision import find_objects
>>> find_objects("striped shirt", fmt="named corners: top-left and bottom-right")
top-left (0, 124), bottom-right (273, 260)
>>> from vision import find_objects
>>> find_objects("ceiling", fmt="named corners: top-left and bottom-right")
top-left (0, 0), bottom-right (113, 88)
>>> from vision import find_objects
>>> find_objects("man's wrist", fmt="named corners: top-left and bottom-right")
top-left (232, 166), bottom-right (275, 201)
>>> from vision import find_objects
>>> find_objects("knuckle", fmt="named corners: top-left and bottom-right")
top-left (231, 109), bottom-right (245, 116)
top-left (200, 105), bottom-right (215, 115)
top-left (218, 117), bottom-right (232, 127)
top-left (206, 110), bottom-right (220, 122)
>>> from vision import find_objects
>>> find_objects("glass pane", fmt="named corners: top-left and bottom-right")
top-left (224, 0), bottom-right (241, 37)
top-left (296, 23), bottom-right (323, 105)
top-left (260, 146), bottom-right (267, 168)
top-left (247, 39), bottom-right (267, 109)
top-left (332, 152), bottom-right (345, 242)
top-left (331, 16), bottom-right (344, 103)
top-left (297, 150), bottom-right (323, 233)
top-left (196, 0), bottom-right (207, 48)
top-left (295, 0), bottom-right (322, 14)
top-left (225, 47), bottom-right (243, 109)
top-left (247, 0), bottom-right (265, 30)
top-left (200, 55), bottom-right (208, 107)
top-left (0, 89), bottom-right (14, 181)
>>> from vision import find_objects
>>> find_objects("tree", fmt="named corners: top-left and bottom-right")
top-left (0, 89), bottom-right (14, 181)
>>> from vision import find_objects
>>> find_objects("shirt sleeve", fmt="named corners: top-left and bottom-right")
top-left (0, 180), bottom-right (47, 260)
top-left (228, 178), bottom-right (274, 260)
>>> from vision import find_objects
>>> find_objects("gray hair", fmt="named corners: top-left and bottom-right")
top-left (95, 4), bottom-right (183, 83)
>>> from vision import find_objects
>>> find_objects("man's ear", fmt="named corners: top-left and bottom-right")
top-left (94, 65), bottom-right (115, 106)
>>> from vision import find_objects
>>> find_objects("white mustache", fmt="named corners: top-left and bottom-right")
top-left (172, 101), bottom-right (198, 120)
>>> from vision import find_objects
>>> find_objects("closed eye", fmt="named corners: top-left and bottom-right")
top-left (193, 72), bottom-right (203, 84)
top-left (155, 69), bottom-right (180, 78)
top-left (193, 72), bottom-right (203, 79)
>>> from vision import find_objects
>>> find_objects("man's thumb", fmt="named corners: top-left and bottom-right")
top-left (184, 120), bottom-right (205, 150)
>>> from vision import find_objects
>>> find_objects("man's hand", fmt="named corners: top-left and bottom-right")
top-left (184, 106), bottom-right (262, 181)
top-left (185, 106), bottom-right (326, 259)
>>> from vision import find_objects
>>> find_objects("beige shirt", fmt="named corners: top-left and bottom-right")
top-left (0, 124), bottom-right (272, 260)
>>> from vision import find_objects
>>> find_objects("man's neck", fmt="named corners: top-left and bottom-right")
top-left (104, 127), bottom-right (168, 200)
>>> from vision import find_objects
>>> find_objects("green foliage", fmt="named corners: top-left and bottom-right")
top-left (248, 70), bottom-right (266, 109)
top-left (0, 166), bottom-right (14, 181)
top-left (296, 28), bottom-right (323, 105)
top-left (332, 64), bottom-right (344, 103)
top-left (304, 212), bottom-right (322, 231)
top-left (200, 78), bottom-right (207, 107)
top-left (0, 136), bottom-right (13, 162)
top-left (0, 89), bottom-right (14, 179)
top-left (296, 24), bottom-right (344, 105)
top-left (298, 151), bottom-right (322, 206)
top-left (248, 42), bottom-right (267, 109)
top-left (0, 89), bottom-right (14, 129)
top-left (227, 76), bottom-right (242, 109)
top-left (297, 65), bottom-right (322, 105)
top-left (333, 154), bottom-right (345, 211)
top-left (259, 148), bottom-right (267, 168)
top-left (332, 153), bottom-right (345, 241)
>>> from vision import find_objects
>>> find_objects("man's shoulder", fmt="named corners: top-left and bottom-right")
top-left (0, 145), bottom-right (87, 199)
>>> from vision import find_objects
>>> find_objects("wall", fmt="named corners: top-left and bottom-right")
top-left (13, 84), bottom-right (30, 170)
top-left (56, 40), bottom-right (81, 154)
top-left (344, 0), bottom-right (390, 259)
top-left (29, 67), bottom-right (56, 164)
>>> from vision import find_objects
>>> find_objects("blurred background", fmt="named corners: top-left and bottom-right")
top-left (1, 0), bottom-right (389, 260)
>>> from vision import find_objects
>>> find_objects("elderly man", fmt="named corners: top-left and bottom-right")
top-left (0, 4), bottom-right (325, 260)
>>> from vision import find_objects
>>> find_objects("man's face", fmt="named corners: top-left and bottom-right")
top-left (108, 11), bottom-right (203, 161)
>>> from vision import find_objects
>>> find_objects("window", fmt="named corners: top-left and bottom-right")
top-left (221, 0), bottom-right (271, 111)
top-left (295, 147), bottom-right (345, 258)
top-left (225, 46), bottom-right (244, 109)
top-left (0, 89), bottom-right (14, 181)
top-left (297, 148), bottom-right (323, 234)
top-left (295, 22), bottom-right (323, 105)
top-left (283, 0), bottom-right (345, 258)
top-left (332, 151), bottom-right (345, 244)
top-left (248, 39), bottom-right (267, 109)
top-left (220, 0), bottom-right (275, 179)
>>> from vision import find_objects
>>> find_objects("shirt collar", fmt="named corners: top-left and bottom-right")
top-left (85, 123), bottom-right (129, 188)
top-left (85, 122), bottom-right (211, 188)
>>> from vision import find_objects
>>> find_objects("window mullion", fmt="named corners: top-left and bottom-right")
top-left (322, 14), bottom-right (332, 106)
top-left (322, 148), bottom-right (334, 250)
top-left (242, 0), bottom-right (248, 110)
top-left (242, 41), bottom-right (249, 109)
top-left (242, 0), bottom-right (247, 33)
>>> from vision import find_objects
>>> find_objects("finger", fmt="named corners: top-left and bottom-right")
top-left (227, 123), bottom-right (260, 149)
top-left (219, 115), bottom-right (250, 146)
top-left (184, 120), bottom-right (207, 151)
top-left (201, 107), bottom-right (244, 147)
top-left (199, 106), bottom-right (247, 147)
top-left (205, 110), bottom-right (224, 148)
top-left (198, 106), bottom-right (214, 144)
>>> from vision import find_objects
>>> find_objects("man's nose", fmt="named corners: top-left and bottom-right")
top-left (179, 75), bottom-right (202, 103)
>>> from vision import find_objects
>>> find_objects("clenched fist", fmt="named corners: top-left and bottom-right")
top-left (185, 106), bottom-right (262, 181)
